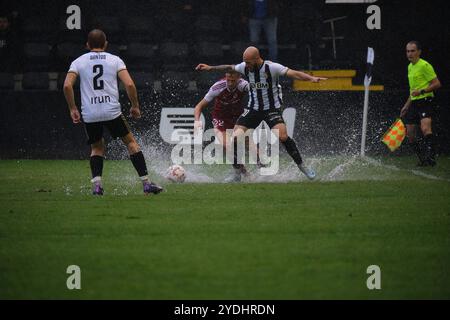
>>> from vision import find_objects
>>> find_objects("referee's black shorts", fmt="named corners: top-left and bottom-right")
top-left (236, 108), bottom-right (285, 129)
top-left (403, 97), bottom-right (436, 125)
top-left (84, 114), bottom-right (131, 145)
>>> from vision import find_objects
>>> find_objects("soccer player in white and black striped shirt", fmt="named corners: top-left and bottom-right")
top-left (196, 46), bottom-right (327, 181)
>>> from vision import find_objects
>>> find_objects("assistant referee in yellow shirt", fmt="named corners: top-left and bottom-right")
top-left (400, 41), bottom-right (441, 166)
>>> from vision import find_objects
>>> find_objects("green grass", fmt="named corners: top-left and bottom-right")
top-left (0, 157), bottom-right (449, 299)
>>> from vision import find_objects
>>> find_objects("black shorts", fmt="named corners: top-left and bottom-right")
top-left (235, 108), bottom-right (285, 129)
top-left (403, 97), bottom-right (436, 125)
top-left (84, 114), bottom-right (131, 145)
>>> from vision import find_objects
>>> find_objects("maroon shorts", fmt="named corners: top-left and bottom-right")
top-left (212, 116), bottom-right (239, 132)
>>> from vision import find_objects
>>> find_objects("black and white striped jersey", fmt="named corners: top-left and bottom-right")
top-left (233, 61), bottom-right (288, 111)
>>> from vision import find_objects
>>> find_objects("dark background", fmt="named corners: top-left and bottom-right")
top-left (0, 0), bottom-right (448, 159)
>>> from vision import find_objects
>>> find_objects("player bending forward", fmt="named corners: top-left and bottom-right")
top-left (63, 29), bottom-right (163, 195)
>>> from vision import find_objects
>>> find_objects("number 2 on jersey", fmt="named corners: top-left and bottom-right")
top-left (93, 64), bottom-right (104, 90)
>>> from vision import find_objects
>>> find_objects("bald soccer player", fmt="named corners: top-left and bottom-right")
top-left (196, 46), bottom-right (326, 181)
top-left (63, 29), bottom-right (163, 195)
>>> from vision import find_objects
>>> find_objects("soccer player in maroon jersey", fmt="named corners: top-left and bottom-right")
top-left (194, 70), bottom-right (248, 147)
top-left (194, 71), bottom-right (264, 178)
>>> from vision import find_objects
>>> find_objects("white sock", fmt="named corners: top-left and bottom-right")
top-left (91, 176), bottom-right (102, 184)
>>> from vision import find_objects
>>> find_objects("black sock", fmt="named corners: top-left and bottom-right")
top-left (222, 145), bottom-right (228, 165)
top-left (409, 141), bottom-right (424, 163)
top-left (282, 137), bottom-right (303, 166)
top-left (256, 143), bottom-right (262, 164)
top-left (232, 136), bottom-right (242, 170)
top-left (130, 151), bottom-right (148, 178)
top-left (90, 155), bottom-right (104, 178)
top-left (423, 134), bottom-right (436, 161)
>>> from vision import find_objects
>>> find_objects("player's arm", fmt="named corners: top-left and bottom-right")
top-left (193, 99), bottom-right (209, 132)
top-left (63, 72), bottom-right (81, 124)
top-left (427, 77), bottom-right (442, 92)
top-left (196, 64), bottom-right (234, 72)
top-left (411, 77), bottom-right (442, 97)
top-left (286, 69), bottom-right (327, 83)
top-left (194, 99), bottom-right (209, 122)
top-left (118, 69), bottom-right (141, 119)
top-left (400, 96), bottom-right (412, 118)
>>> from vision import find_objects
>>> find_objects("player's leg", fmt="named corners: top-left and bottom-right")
top-left (212, 127), bottom-right (228, 167)
top-left (120, 132), bottom-right (163, 195)
top-left (212, 118), bottom-right (229, 148)
top-left (418, 98), bottom-right (437, 166)
top-left (106, 115), bottom-right (162, 194)
top-left (90, 138), bottom-right (105, 195)
top-left (405, 124), bottom-right (424, 165)
top-left (212, 118), bottom-right (234, 169)
top-left (404, 102), bottom-right (426, 166)
top-left (215, 117), bottom-right (246, 151)
top-left (247, 130), bottom-right (266, 168)
top-left (232, 124), bottom-right (249, 160)
top-left (226, 109), bottom-right (260, 182)
top-left (85, 122), bottom-right (105, 195)
top-left (406, 124), bottom-right (417, 143)
top-left (120, 132), bottom-right (145, 177)
top-left (214, 127), bottom-right (228, 148)
top-left (213, 119), bottom-right (244, 182)
top-left (420, 117), bottom-right (436, 166)
top-left (233, 125), bottom-right (248, 137)
top-left (225, 124), bottom-right (249, 182)
top-left (271, 120), bottom-right (315, 180)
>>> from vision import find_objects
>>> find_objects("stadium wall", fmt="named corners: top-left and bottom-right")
top-left (1, 89), bottom-right (449, 159)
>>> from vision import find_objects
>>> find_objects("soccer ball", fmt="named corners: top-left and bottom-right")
top-left (165, 164), bottom-right (186, 183)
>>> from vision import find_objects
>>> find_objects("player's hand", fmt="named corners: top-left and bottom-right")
top-left (70, 108), bottom-right (81, 124)
top-left (195, 64), bottom-right (211, 71)
top-left (311, 76), bottom-right (327, 83)
top-left (130, 106), bottom-right (141, 119)
top-left (194, 120), bottom-right (203, 134)
top-left (411, 90), bottom-right (421, 97)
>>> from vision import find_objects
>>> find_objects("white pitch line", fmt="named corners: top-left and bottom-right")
top-left (409, 169), bottom-right (449, 181)
top-left (364, 157), bottom-right (450, 182)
